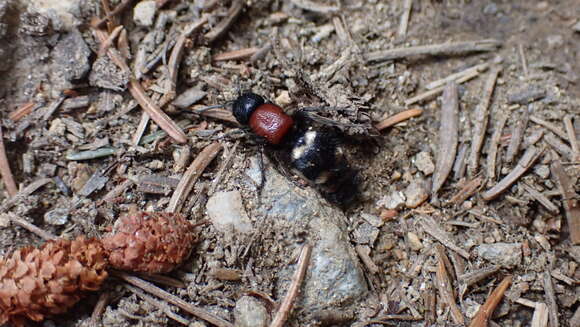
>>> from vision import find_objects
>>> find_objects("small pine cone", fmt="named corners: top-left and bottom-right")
top-left (0, 236), bottom-right (108, 326)
top-left (102, 212), bottom-right (196, 274)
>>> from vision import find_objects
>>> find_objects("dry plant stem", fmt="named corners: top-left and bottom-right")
top-left (90, 292), bottom-right (111, 327)
top-left (468, 275), bottom-right (512, 327)
top-left (92, 0), bottom-right (134, 28)
top-left (459, 265), bottom-right (500, 289)
top-left (482, 146), bottom-right (542, 201)
top-left (531, 302), bottom-right (549, 327)
top-left (366, 39), bottom-right (501, 63)
top-left (1, 177), bottom-right (51, 211)
top-left (125, 285), bottom-right (190, 326)
top-left (113, 271), bottom-right (234, 327)
top-left (486, 113), bottom-right (508, 180)
top-left (529, 116), bottom-right (569, 140)
top-left (425, 62), bottom-right (490, 90)
top-left (167, 142), bottom-right (223, 213)
top-left (270, 244), bottom-right (313, 327)
top-left (118, 28), bottom-right (130, 59)
top-left (213, 47), bottom-right (259, 61)
top-left (204, 0), bottom-right (244, 43)
top-left (468, 66), bottom-right (501, 173)
top-left (0, 125), bottom-right (18, 197)
top-left (432, 82), bottom-right (458, 196)
top-left (9, 102), bottom-right (35, 121)
top-left (563, 115), bottom-right (579, 160)
top-left (98, 25), bottom-right (123, 56)
top-left (93, 28), bottom-right (188, 144)
top-left (551, 159), bottom-right (580, 244)
top-left (135, 273), bottom-right (186, 289)
top-left (42, 94), bottom-right (66, 120)
top-left (505, 109), bottom-right (529, 163)
top-left (168, 17), bottom-right (208, 93)
top-left (449, 176), bottom-right (483, 204)
top-left (374, 108), bottom-right (422, 130)
top-left (9, 215), bottom-right (57, 240)
top-left (405, 69), bottom-right (481, 106)
top-left (521, 183), bottom-right (559, 214)
top-left (542, 272), bottom-right (559, 327)
top-left (435, 256), bottom-right (464, 324)
top-left (419, 216), bottom-right (470, 259)
top-left (397, 0), bottom-right (412, 37)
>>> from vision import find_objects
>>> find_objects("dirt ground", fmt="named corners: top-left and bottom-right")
top-left (0, 0), bottom-right (579, 326)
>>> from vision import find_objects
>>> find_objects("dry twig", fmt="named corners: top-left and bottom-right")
top-left (1, 178), bottom-right (52, 211)
top-left (468, 66), bottom-right (501, 173)
top-left (8, 214), bottom-right (57, 240)
top-left (405, 69), bottom-right (481, 106)
top-left (213, 47), bottom-right (259, 61)
top-left (521, 183), bottom-right (559, 214)
top-left (551, 159), bottom-right (580, 244)
top-left (167, 142), bottom-right (223, 213)
top-left (375, 108), bottom-right (422, 130)
top-left (290, 0), bottom-right (339, 13)
top-left (530, 116), bottom-right (568, 140)
top-left (482, 146), bottom-right (543, 201)
top-left (0, 125), bottom-right (18, 197)
top-left (468, 275), bottom-right (512, 327)
top-left (449, 176), bottom-right (483, 204)
top-left (270, 243), bottom-right (313, 327)
top-left (366, 39), bottom-right (501, 63)
top-left (425, 62), bottom-right (490, 90)
top-left (432, 82), bottom-right (458, 196)
top-left (205, 0), bottom-right (244, 43)
top-left (435, 252), bottom-right (464, 324)
top-left (505, 108), bottom-right (529, 163)
top-left (531, 302), bottom-right (549, 327)
top-left (419, 216), bottom-right (470, 259)
top-left (90, 292), bottom-right (111, 327)
top-left (92, 0), bottom-right (134, 28)
top-left (544, 133), bottom-right (574, 160)
top-left (98, 25), bottom-right (123, 56)
top-left (563, 115), bottom-right (579, 161)
top-left (9, 102), bottom-right (37, 121)
top-left (397, 0), bottom-right (412, 37)
top-left (125, 285), bottom-right (189, 326)
top-left (486, 112), bottom-right (508, 180)
top-left (113, 271), bottom-right (234, 327)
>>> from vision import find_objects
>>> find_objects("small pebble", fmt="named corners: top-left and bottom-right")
top-left (361, 213), bottom-right (383, 228)
top-left (404, 178), bottom-right (429, 208)
top-left (133, 0), bottom-right (157, 27)
top-left (476, 243), bottom-right (522, 268)
top-left (483, 3), bottom-right (498, 15)
top-left (413, 151), bottom-right (434, 175)
top-left (377, 191), bottom-right (406, 210)
top-left (534, 164), bottom-right (550, 179)
top-left (353, 222), bottom-right (379, 245)
top-left (407, 232), bottom-right (423, 251)
top-left (44, 208), bottom-right (69, 225)
top-left (234, 296), bottom-right (269, 327)
top-left (275, 90), bottom-right (292, 106)
top-left (206, 190), bottom-right (253, 233)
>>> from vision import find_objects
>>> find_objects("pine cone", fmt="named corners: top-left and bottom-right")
top-left (102, 211), bottom-right (196, 273)
top-left (0, 236), bottom-right (108, 326)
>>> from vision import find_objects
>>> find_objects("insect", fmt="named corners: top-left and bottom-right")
top-left (232, 92), bottom-right (360, 207)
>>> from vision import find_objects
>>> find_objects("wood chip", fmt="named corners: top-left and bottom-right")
top-left (505, 108), bottom-right (529, 163)
top-left (366, 39), bottom-right (501, 63)
top-left (405, 69), bottom-right (482, 106)
top-left (563, 115), bottom-right (579, 161)
top-left (551, 159), bottom-right (580, 244)
top-left (468, 275), bottom-right (512, 327)
top-left (531, 302), bottom-right (549, 327)
top-left (397, 0), bottom-right (412, 37)
top-left (432, 82), bottom-right (459, 196)
top-left (486, 112), bottom-right (508, 180)
top-left (289, 0), bottom-right (339, 13)
top-left (435, 254), bottom-right (464, 325)
top-left (482, 145), bottom-right (543, 201)
top-left (521, 183), bottom-right (559, 214)
top-left (468, 66), bottom-right (501, 173)
top-left (542, 271), bottom-right (559, 327)
top-left (544, 133), bottom-right (574, 160)
top-left (448, 176), bottom-right (483, 204)
top-left (425, 62), bottom-right (490, 90)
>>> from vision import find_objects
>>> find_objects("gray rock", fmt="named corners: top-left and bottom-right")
top-left (234, 296), bottom-right (269, 327)
top-left (353, 222), bottom-right (379, 245)
top-left (413, 151), bottom-right (435, 175)
top-left (476, 243), bottom-right (522, 268)
top-left (133, 0), bottom-right (157, 27)
top-left (206, 190), bottom-right (253, 233)
top-left (89, 55), bottom-right (130, 92)
top-left (253, 163), bottom-right (367, 308)
top-left (54, 28), bottom-right (91, 81)
top-left (172, 87), bottom-right (207, 108)
top-left (483, 3), bottom-right (498, 15)
top-left (534, 164), bottom-right (550, 179)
